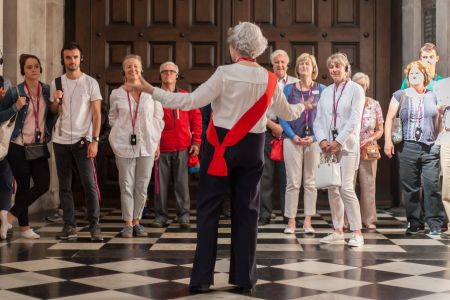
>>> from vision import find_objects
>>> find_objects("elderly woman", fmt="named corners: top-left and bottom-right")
top-left (279, 53), bottom-right (325, 234)
top-left (384, 60), bottom-right (445, 235)
top-left (126, 22), bottom-right (310, 293)
top-left (313, 53), bottom-right (365, 247)
top-left (352, 72), bottom-right (384, 229)
top-left (109, 54), bottom-right (164, 238)
top-left (0, 54), bottom-right (52, 240)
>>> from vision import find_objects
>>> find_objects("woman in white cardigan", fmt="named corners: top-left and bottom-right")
top-left (109, 54), bottom-right (164, 238)
top-left (313, 53), bottom-right (365, 247)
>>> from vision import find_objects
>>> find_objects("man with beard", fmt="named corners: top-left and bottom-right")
top-left (259, 49), bottom-right (299, 225)
top-left (49, 42), bottom-right (103, 241)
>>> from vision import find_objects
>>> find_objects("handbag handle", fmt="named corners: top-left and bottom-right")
top-left (320, 153), bottom-right (337, 164)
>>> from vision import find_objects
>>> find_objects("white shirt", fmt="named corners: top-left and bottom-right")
top-left (313, 80), bottom-right (365, 153)
top-left (51, 73), bottom-right (103, 144)
top-left (152, 64), bottom-right (304, 133)
top-left (108, 87), bottom-right (164, 158)
top-left (266, 74), bottom-right (299, 120)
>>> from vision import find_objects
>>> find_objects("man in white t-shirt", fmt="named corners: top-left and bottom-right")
top-left (49, 42), bottom-right (103, 241)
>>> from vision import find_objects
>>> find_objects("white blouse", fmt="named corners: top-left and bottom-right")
top-left (108, 87), bottom-right (164, 158)
top-left (152, 64), bottom-right (304, 133)
top-left (314, 80), bottom-right (365, 153)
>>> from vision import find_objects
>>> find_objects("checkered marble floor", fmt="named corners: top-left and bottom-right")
top-left (1, 208), bottom-right (450, 299)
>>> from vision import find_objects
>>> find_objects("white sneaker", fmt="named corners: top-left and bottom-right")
top-left (20, 229), bottom-right (40, 239)
top-left (284, 226), bottom-right (296, 234)
top-left (348, 234), bottom-right (364, 247)
top-left (320, 232), bottom-right (345, 244)
top-left (303, 226), bottom-right (315, 234)
top-left (0, 210), bottom-right (13, 240)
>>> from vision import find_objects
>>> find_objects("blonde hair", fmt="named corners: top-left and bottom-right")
top-left (326, 52), bottom-right (351, 78)
top-left (404, 60), bottom-right (432, 87)
top-left (295, 53), bottom-right (318, 80)
top-left (352, 72), bottom-right (370, 91)
top-left (122, 54), bottom-right (143, 72)
top-left (420, 42), bottom-right (439, 57)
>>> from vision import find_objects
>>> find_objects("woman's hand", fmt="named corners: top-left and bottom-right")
top-left (292, 135), bottom-right (302, 145)
top-left (384, 141), bottom-right (395, 158)
top-left (319, 140), bottom-right (331, 153)
top-left (15, 96), bottom-right (26, 110)
top-left (299, 136), bottom-right (314, 146)
top-left (329, 141), bottom-right (341, 154)
top-left (124, 75), bottom-right (154, 94)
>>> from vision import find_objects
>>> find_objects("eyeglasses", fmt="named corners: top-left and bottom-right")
top-left (160, 70), bottom-right (177, 75)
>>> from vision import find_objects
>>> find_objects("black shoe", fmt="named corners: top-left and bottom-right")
top-left (189, 285), bottom-right (210, 293)
top-left (406, 225), bottom-right (425, 235)
top-left (90, 224), bottom-right (104, 242)
top-left (180, 222), bottom-right (191, 229)
top-left (258, 218), bottom-right (270, 226)
top-left (45, 209), bottom-right (63, 223)
top-left (234, 286), bottom-right (256, 294)
top-left (56, 225), bottom-right (78, 240)
top-left (222, 208), bottom-right (231, 217)
top-left (149, 220), bottom-right (168, 228)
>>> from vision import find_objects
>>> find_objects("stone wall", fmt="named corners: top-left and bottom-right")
top-left (1, 0), bottom-right (64, 214)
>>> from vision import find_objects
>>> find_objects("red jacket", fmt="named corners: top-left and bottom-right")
top-left (159, 88), bottom-right (202, 152)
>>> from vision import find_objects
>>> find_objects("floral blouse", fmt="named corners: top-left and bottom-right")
top-left (360, 97), bottom-right (384, 142)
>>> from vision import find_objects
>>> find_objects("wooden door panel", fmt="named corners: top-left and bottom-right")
top-left (75, 0), bottom-right (392, 205)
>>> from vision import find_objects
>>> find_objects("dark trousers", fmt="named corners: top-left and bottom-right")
top-left (6, 143), bottom-right (50, 226)
top-left (190, 127), bottom-right (264, 289)
top-left (53, 142), bottom-right (100, 228)
top-left (0, 158), bottom-right (13, 211)
top-left (260, 131), bottom-right (286, 219)
top-left (398, 141), bottom-right (445, 228)
top-left (155, 150), bottom-right (190, 223)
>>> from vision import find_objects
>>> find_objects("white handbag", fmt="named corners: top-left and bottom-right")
top-left (314, 153), bottom-right (341, 189)
top-left (0, 113), bottom-right (17, 161)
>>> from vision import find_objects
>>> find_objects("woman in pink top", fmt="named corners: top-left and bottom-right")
top-left (0, 54), bottom-right (52, 240)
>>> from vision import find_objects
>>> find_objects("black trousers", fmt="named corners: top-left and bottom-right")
top-left (0, 158), bottom-right (13, 211)
top-left (7, 143), bottom-right (50, 226)
top-left (190, 127), bottom-right (264, 289)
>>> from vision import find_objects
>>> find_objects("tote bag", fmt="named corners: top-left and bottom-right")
top-left (315, 153), bottom-right (341, 189)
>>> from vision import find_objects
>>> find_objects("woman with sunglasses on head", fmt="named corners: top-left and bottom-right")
top-left (0, 54), bottom-right (53, 239)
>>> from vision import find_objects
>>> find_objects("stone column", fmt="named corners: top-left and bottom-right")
top-left (436, 0), bottom-right (450, 77)
top-left (2, 0), bottom-right (64, 213)
top-left (402, 0), bottom-right (422, 68)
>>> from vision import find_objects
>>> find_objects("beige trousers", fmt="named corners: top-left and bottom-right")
top-left (328, 152), bottom-right (362, 231)
top-left (283, 140), bottom-right (320, 218)
top-left (358, 159), bottom-right (378, 226)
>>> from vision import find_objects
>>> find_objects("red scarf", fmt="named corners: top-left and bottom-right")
top-left (206, 71), bottom-right (277, 176)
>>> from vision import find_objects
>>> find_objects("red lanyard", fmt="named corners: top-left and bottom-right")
top-left (127, 91), bottom-right (141, 133)
top-left (300, 82), bottom-right (313, 128)
top-left (332, 80), bottom-right (348, 129)
top-left (237, 57), bottom-right (256, 63)
top-left (24, 82), bottom-right (41, 131)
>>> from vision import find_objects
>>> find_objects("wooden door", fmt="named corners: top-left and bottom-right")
top-left (73, 0), bottom-right (392, 205)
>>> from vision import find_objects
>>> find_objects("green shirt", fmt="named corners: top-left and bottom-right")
top-left (400, 74), bottom-right (444, 91)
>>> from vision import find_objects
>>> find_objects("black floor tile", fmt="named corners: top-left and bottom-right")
top-left (327, 268), bottom-right (410, 283)
top-left (9, 281), bottom-right (106, 299)
top-left (240, 283), bottom-right (324, 300)
top-left (37, 265), bottom-right (120, 280)
top-left (257, 267), bottom-right (315, 281)
top-left (134, 266), bottom-right (192, 280)
top-left (118, 281), bottom-right (191, 299)
top-left (336, 283), bottom-right (432, 300)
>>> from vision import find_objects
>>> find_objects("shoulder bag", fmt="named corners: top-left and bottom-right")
top-left (391, 93), bottom-right (405, 144)
top-left (0, 87), bottom-right (20, 160)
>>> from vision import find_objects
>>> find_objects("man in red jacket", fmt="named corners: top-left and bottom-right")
top-left (151, 61), bottom-right (202, 228)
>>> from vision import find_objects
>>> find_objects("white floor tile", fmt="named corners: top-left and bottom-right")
top-left (93, 259), bottom-right (174, 272)
top-left (364, 262), bottom-right (447, 275)
top-left (1, 258), bottom-right (83, 271)
top-left (52, 290), bottom-right (150, 300)
top-left (381, 275), bottom-right (450, 292)
top-left (277, 275), bottom-right (370, 292)
top-left (73, 273), bottom-right (164, 289)
top-left (273, 261), bottom-right (356, 274)
top-left (0, 272), bottom-right (64, 289)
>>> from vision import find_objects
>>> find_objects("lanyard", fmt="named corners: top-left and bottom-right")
top-left (332, 80), bottom-right (348, 129)
top-left (300, 82), bottom-right (313, 128)
top-left (24, 82), bottom-right (41, 131)
top-left (415, 92), bottom-right (425, 125)
top-left (236, 57), bottom-right (256, 63)
top-left (127, 91), bottom-right (141, 133)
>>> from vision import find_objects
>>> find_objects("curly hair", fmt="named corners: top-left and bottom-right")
top-left (404, 60), bottom-right (432, 87)
top-left (227, 22), bottom-right (267, 59)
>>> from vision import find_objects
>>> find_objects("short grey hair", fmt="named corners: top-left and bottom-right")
top-left (227, 22), bottom-right (267, 58)
top-left (352, 72), bottom-right (370, 90)
top-left (159, 61), bottom-right (179, 74)
top-left (270, 49), bottom-right (289, 65)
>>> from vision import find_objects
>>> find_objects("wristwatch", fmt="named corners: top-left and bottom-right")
top-left (92, 136), bottom-right (100, 142)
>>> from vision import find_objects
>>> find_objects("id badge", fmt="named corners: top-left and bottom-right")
top-left (130, 134), bottom-right (137, 145)
top-left (331, 129), bottom-right (339, 141)
top-left (304, 127), bottom-right (311, 137)
top-left (35, 130), bottom-right (42, 142)
top-left (415, 127), bottom-right (422, 141)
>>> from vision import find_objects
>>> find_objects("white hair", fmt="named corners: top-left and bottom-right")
top-left (270, 49), bottom-right (289, 65)
top-left (227, 22), bottom-right (267, 58)
top-left (159, 61), bottom-right (179, 74)
top-left (352, 72), bottom-right (370, 90)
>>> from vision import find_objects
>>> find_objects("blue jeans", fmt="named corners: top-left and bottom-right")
top-left (398, 141), bottom-right (445, 228)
